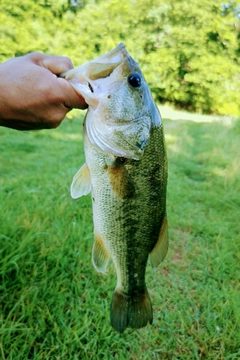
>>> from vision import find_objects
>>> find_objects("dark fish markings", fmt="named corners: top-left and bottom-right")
top-left (106, 157), bottom-right (135, 199)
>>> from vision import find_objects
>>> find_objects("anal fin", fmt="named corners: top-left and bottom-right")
top-left (92, 233), bottom-right (110, 273)
top-left (149, 214), bottom-right (168, 268)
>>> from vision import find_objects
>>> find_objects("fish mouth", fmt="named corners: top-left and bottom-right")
top-left (60, 43), bottom-right (128, 106)
top-left (83, 42), bottom-right (127, 80)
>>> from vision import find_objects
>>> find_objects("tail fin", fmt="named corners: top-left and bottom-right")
top-left (110, 288), bottom-right (153, 333)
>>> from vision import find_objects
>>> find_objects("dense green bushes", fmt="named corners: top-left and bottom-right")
top-left (0, 0), bottom-right (239, 115)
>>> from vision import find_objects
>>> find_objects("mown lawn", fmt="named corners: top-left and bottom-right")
top-left (0, 108), bottom-right (239, 359)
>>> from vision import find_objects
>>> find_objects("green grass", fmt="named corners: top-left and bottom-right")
top-left (0, 108), bottom-right (239, 359)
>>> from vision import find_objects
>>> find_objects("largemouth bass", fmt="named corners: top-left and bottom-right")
top-left (62, 43), bottom-right (168, 333)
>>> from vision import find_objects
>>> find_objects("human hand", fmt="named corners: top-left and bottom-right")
top-left (0, 53), bottom-right (87, 130)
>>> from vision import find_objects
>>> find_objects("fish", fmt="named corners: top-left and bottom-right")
top-left (61, 43), bottom-right (168, 333)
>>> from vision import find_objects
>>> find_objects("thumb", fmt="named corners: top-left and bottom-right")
top-left (57, 77), bottom-right (88, 110)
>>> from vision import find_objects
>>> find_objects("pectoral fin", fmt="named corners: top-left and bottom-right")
top-left (92, 233), bottom-right (110, 273)
top-left (149, 215), bottom-right (168, 268)
top-left (70, 163), bottom-right (91, 199)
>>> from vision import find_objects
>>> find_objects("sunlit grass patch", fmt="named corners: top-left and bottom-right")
top-left (0, 111), bottom-right (239, 359)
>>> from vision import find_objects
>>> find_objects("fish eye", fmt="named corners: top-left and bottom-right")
top-left (128, 73), bottom-right (142, 88)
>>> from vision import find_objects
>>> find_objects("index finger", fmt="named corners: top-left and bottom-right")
top-left (29, 53), bottom-right (74, 75)
top-left (42, 55), bottom-right (74, 75)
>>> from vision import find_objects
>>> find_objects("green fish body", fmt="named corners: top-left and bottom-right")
top-left (62, 43), bottom-right (168, 333)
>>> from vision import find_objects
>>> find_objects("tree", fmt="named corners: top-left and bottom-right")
top-left (0, 0), bottom-right (239, 115)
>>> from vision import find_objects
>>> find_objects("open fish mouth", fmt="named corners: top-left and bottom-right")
top-left (80, 42), bottom-right (127, 80)
top-left (60, 43), bottom-right (128, 104)
top-left (60, 43), bottom-right (143, 109)
top-left (61, 42), bottom-right (127, 79)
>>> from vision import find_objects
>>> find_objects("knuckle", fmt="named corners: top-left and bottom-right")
top-left (27, 52), bottom-right (44, 63)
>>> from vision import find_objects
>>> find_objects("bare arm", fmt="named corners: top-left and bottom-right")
top-left (0, 52), bottom-right (87, 130)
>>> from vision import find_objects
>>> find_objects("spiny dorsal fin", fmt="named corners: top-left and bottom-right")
top-left (70, 163), bottom-right (91, 199)
top-left (92, 233), bottom-right (110, 273)
top-left (149, 214), bottom-right (168, 268)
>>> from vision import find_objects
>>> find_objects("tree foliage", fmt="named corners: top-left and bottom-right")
top-left (0, 0), bottom-right (239, 115)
